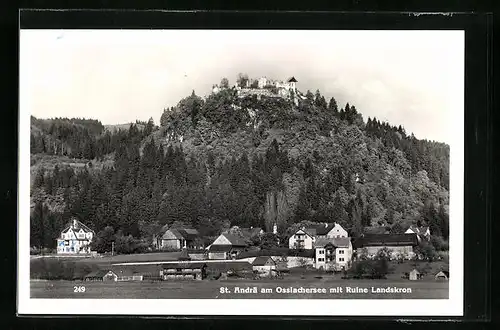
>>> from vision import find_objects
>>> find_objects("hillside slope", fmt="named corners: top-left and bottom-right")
top-left (29, 87), bottom-right (450, 252)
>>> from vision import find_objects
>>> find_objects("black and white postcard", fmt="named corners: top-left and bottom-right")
top-left (18, 29), bottom-right (464, 316)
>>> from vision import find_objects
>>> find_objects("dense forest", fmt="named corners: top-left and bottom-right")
top-left (30, 82), bottom-right (450, 254)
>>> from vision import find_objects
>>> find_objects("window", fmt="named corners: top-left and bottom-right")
top-left (318, 258), bottom-right (324, 262)
top-left (339, 258), bottom-right (344, 262)
top-left (319, 250), bottom-right (325, 255)
top-left (338, 250), bottom-right (344, 254)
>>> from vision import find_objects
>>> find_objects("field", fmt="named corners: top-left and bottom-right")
top-left (31, 278), bottom-right (448, 299)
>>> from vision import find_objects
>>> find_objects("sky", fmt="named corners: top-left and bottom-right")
top-left (20, 29), bottom-right (464, 144)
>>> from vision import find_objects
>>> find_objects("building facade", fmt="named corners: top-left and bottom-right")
top-left (289, 223), bottom-right (349, 250)
top-left (159, 228), bottom-right (202, 250)
top-left (354, 234), bottom-right (418, 260)
top-left (207, 233), bottom-right (248, 259)
top-left (288, 229), bottom-right (315, 250)
top-left (84, 270), bottom-right (117, 282)
top-left (314, 237), bottom-right (353, 271)
top-left (56, 218), bottom-right (95, 254)
top-left (252, 256), bottom-right (276, 277)
top-left (315, 222), bottom-right (349, 239)
top-left (161, 263), bottom-right (207, 280)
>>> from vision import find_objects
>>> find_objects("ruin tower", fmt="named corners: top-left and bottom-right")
top-left (287, 76), bottom-right (298, 93)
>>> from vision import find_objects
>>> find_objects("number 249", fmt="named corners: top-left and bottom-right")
top-left (74, 286), bottom-right (86, 293)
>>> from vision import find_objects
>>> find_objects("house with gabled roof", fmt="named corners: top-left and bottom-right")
top-left (159, 228), bottom-right (203, 250)
top-left (353, 233), bottom-right (418, 260)
top-left (207, 233), bottom-right (248, 260)
top-left (435, 270), bottom-right (449, 280)
top-left (252, 256), bottom-right (277, 277)
top-left (405, 225), bottom-right (431, 242)
top-left (288, 227), bottom-right (316, 250)
top-left (84, 269), bottom-right (117, 282)
top-left (152, 224), bottom-right (170, 248)
top-left (315, 222), bottom-right (349, 238)
top-left (288, 222), bottom-right (349, 250)
top-left (314, 237), bottom-right (353, 271)
top-left (56, 218), bottom-right (95, 254)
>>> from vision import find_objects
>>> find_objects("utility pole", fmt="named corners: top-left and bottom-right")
top-left (111, 242), bottom-right (115, 256)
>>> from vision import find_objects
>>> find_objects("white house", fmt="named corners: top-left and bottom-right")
top-left (289, 222), bottom-right (348, 250)
top-left (288, 228), bottom-right (316, 250)
top-left (314, 237), bottom-right (353, 271)
top-left (315, 222), bottom-right (348, 238)
top-left (56, 218), bottom-right (95, 254)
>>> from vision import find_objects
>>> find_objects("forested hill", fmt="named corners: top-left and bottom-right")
top-left (30, 87), bottom-right (450, 252)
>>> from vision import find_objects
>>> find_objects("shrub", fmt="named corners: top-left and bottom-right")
top-left (414, 240), bottom-right (439, 262)
top-left (430, 235), bottom-right (449, 251)
top-left (347, 259), bottom-right (389, 279)
top-left (114, 234), bottom-right (150, 254)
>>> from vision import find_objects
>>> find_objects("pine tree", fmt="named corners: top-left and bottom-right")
top-left (328, 97), bottom-right (339, 114)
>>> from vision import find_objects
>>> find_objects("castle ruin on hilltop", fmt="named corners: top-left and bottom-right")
top-left (212, 76), bottom-right (303, 105)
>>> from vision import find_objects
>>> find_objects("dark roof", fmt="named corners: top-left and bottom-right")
top-left (354, 234), bottom-right (418, 248)
top-left (163, 229), bottom-right (184, 240)
top-left (162, 228), bottom-right (200, 241)
top-left (208, 244), bottom-right (234, 252)
top-left (314, 223), bottom-right (335, 235)
top-left (84, 269), bottom-right (115, 278)
top-left (163, 262), bottom-right (207, 269)
top-left (223, 234), bottom-right (248, 246)
top-left (294, 223), bottom-right (345, 237)
top-left (287, 76), bottom-right (298, 82)
top-left (186, 249), bottom-right (207, 254)
top-left (252, 256), bottom-right (275, 266)
top-left (363, 226), bottom-right (390, 235)
top-left (177, 228), bottom-right (200, 241)
top-left (314, 237), bottom-right (351, 248)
